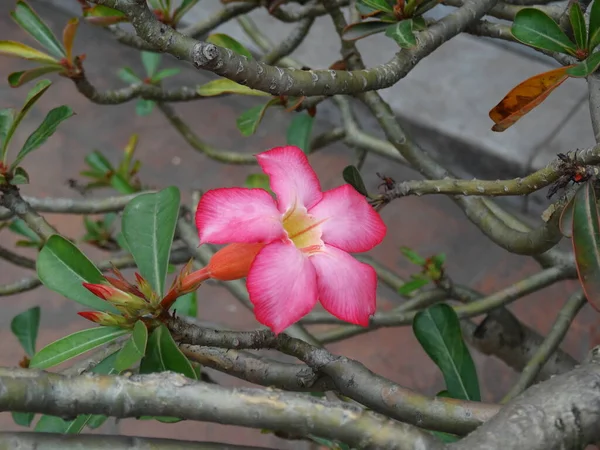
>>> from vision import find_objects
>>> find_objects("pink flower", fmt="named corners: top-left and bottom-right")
top-left (195, 146), bottom-right (387, 334)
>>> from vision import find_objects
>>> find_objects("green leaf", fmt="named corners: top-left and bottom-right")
top-left (286, 112), bottom-right (314, 153)
top-left (4, 80), bottom-right (52, 157)
top-left (236, 99), bottom-right (280, 136)
top-left (121, 187), bottom-right (181, 296)
top-left (398, 276), bottom-right (430, 295)
top-left (566, 51), bottom-right (600, 77)
top-left (385, 20), bottom-right (417, 48)
top-left (589, 0), bottom-right (600, 51)
top-left (569, 1), bottom-right (587, 50)
top-left (244, 173), bottom-right (272, 193)
top-left (400, 246), bottom-right (427, 265)
top-left (206, 33), bottom-right (252, 58)
top-left (10, 306), bottom-right (40, 356)
top-left (9, 218), bottom-right (41, 243)
top-left (342, 165), bottom-right (368, 196)
top-left (151, 67), bottom-right (180, 82)
top-left (0, 109), bottom-right (15, 157)
top-left (37, 235), bottom-right (117, 312)
top-left (12, 105), bottom-right (74, 169)
top-left (11, 1), bottom-right (66, 59)
top-left (141, 51), bottom-right (161, 77)
top-left (197, 78), bottom-right (270, 97)
top-left (0, 41), bottom-right (58, 64)
top-left (572, 181), bottom-right (600, 311)
top-left (10, 167), bottom-right (30, 185)
top-left (135, 99), bottom-right (155, 116)
top-left (30, 326), bottom-right (128, 369)
top-left (85, 150), bottom-right (114, 173)
top-left (114, 320), bottom-right (148, 372)
top-left (8, 65), bottom-right (62, 88)
top-left (173, 0), bottom-right (199, 23)
top-left (432, 253), bottom-right (446, 268)
top-left (173, 291), bottom-right (197, 317)
top-left (511, 8), bottom-right (577, 55)
top-left (139, 324), bottom-right (197, 379)
top-left (413, 303), bottom-right (480, 401)
top-left (12, 412), bottom-right (34, 427)
top-left (342, 21), bottom-right (391, 41)
top-left (118, 67), bottom-right (142, 84)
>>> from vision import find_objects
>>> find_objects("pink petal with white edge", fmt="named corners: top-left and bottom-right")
top-left (196, 188), bottom-right (285, 244)
top-left (309, 184), bottom-right (387, 253)
top-left (311, 245), bottom-right (377, 327)
top-left (256, 146), bottom-right (323, 213)
top-left (247, 241), bottom-right (318, 334)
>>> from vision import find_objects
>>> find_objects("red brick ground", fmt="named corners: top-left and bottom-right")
top-left (0, 2), bottom-right (595, 448)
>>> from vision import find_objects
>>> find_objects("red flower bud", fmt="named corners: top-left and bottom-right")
top-left (206, 243), bottom-right (265, 281)
top-left (77, 311), bottom-right (129, 327)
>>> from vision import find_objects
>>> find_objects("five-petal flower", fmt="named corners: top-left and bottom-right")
top-left (196, 146), bottom-right (387, 334)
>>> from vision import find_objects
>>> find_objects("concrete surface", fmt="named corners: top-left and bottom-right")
top-left (0, 1), bottom-right (598, 448)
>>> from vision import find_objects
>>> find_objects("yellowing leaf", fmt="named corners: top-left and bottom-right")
top-left (62, 18), bottom-right (79, 63)
top-left (489, 66), bottom-right (574, 132)
top-left (0, 41), bottom-right (58, 64)
top-left (197, 78), bottom-right (270, 97)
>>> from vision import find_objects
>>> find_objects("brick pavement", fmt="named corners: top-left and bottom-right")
top-left (0, 2), bottom-right (595, 448)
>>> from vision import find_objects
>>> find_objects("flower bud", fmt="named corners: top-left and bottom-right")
top-left (206, 243), bottom-right (265, 281)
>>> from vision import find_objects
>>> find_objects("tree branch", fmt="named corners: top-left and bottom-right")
top-left (0, 368), bottom-right (442, 450)
top-left (0, 433), bottom-right (270, 450)
top-left (0, 186), bottom-right (57, 240)
top-left (451, 347), bottom-right (600, 450)
top-left (91, 0), bottom-right (497, 96)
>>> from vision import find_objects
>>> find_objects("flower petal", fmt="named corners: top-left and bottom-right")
top-left (256, 146), bottom-right (322, 213)
top-left (309, 184), bottom-right (386, 252)
top-left (311, 245), bottom-right (377, 326)
top-left (196, 188), bottom-right (285, 244)
top-left (247, 241), bottom-right (317, 334)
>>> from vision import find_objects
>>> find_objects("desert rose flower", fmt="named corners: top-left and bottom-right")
top-left (195, 146), bottom-right (387, 334)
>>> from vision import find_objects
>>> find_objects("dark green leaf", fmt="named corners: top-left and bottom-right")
top-left (397, 276), bottom-right (429, 295)
top-left (12, 412), bottom-right (34, 427)
top-left (511, 8), bottom-right (577, 55)
top-left (10, 306), bottom-right (40, 356)
top-left (572, 181), bottom-right (600, 310)
top-left (10, 167), bottom-right (29, 185)
top-left (141, 51), bottom-right (161, 77)
top-left (139, 324), bottom-right (197, 379)
top-left (342, 165), bottom-right (368, 196)
top-left (569, 1), bottom-right (587, 50)
top-left (8, 65), bottom-right (62, 88)
top-left (385, 20), bottom-right (417, 48)
top-left (400, 246), bottom-right (427, 265)
top-left (11, 1), bottom-right (65, 59)
top-left (236, 99), bottom-right (280, 136)
top-left (589, 0), bottom-right (600, 51)
top-left (37, 235), bottom-right (118, 312)
top-left (151, 67), bottom-right (180, 82)
top-left (9, 218), bottom-right (41, 242)
top-left (560, 194), bottom-right (575, 238)
top-left (118, 67), bottom-right (141, 84)
top-left (173, 291), bottom-right (197, 317)
top-left (342, 21), bottom-right (391, 41)
top-left (413, 303), bottom-right (480, 401)
top-left (135, 99), bottom-right (155, 116)
top-left (121, 187), bottom-right (181, 296)
top-left (12, 105), bottom-right (74, 169)
top-left (206, 33), bottom-right (252, 58)
top-left (0, 108), bottom-right (15, 158)
top-left (114, 320), bottom-right (148, 372)
top-left (30, 326), bottom-right (128, 369)
top-left (173, 0), bottom-right (200, 23)
top-left (566, 51), bottom-right (600, 77)
top-left (286, 112), bottom-right (314, 153)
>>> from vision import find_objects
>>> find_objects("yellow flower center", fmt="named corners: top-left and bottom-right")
top-left (282, 202), bottom-right (324, 253)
